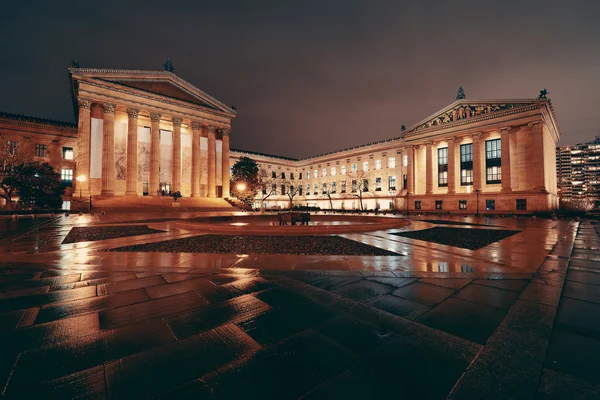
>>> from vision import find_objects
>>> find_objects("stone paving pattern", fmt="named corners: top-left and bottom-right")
top-left (0, 213), bottom-right (598, 399)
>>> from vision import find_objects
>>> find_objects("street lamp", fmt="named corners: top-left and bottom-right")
top-left (475, 189), bottom-right (481, 216)
top-left (236, 182), bottom-right (246, 192)
top-left (76, 175), bottom-right (87, 200)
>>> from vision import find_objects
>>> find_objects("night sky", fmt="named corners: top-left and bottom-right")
top-left (1, 1), bottom-right (599, 158)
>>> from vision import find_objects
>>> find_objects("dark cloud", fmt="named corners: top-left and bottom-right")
top-left (1, 0), bottom-right (599, 158)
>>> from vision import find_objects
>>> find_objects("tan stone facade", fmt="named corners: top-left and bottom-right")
top-left (231, 99), bottom-right (561, 214)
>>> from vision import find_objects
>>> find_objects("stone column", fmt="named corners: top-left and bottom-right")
top-left (100, 103), bottom-right (116, 196)
top-left (447, 137), bottom-right (456, 194)
top-left (75, 98), bottom-right (92, 195)
top-left (171, 117), bottom-right (183, 193)
top-left (207, 125), bottom-right (217, 198)
top-left (221, 128), bottom-right (231, 198)
top-left (500, 127), bottom-right (512, 193)
top-left (406, 146), bottom-right (414, 194)
top-left (191, 121), bottom-right (202, 197)
top-left (472, 132), bottom-right (483, 191)
top-left (125, 108), bottom-right (140, 196)
top-left (529, 121), bottom-right (546, 192)
top-left (425, 141), bottom-right (433, 194)
top-left (149, 113), bottom-right (161, 196)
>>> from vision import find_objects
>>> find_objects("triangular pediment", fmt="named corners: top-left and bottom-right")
top-left (405, 99), bottom-right (544, 135)
top-left (69, 68), bottom-right (236, 116)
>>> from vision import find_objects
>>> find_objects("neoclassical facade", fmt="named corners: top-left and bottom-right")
top-left (231, 99), bottom-right (560, 213)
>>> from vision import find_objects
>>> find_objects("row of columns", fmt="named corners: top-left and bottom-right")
top-left (405, 128), bottom-right (514, 195)
top-left (76, 98), bottom-right (231, 198)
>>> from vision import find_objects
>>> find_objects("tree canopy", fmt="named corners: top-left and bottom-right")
top-left (230, 157), bottom-right (260, 206)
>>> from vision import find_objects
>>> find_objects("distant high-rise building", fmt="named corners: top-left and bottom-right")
top-left (556, 136), bottom-right (600, 205)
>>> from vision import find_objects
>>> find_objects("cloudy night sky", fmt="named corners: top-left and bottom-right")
top-left (1, 1), bottom-right (599, 159)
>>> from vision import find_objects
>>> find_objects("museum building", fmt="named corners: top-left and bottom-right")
top-left (0, 66), bottom-right (561, 213)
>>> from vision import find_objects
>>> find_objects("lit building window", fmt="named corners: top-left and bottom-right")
top-left (375, 177), bottom-right (382, 191)
top-left (341, 181), bottom-right (346, 193)
top-left (438, 147), bottom-right (448, 187)
top-left (331, 166), bottom-right (336, 176)
top-left (435, 200), bottom-right (443, 210)
top-left (459, 200), bottom-right (467, 210)
top-left (313, 183), bottom-right (318, 195)
top-left (63, 147), bottom-right (74, 160)
top-left (375, 160), bottom-right (382, 170)
top-left (341, 165), bottom-right (346, 174)
top-left (460, 144), bottom-right (473, 185)
top-left (331, 182), bottom-right (336, 193)
top-left (403, 155), bottom-right (408, 167)
top-left (388, 157), bottom-right (396, 168)
top-left (486, 199), bottom-right (496, 211)
top-left (363, 161), bottom-right (369, 172)
top-left (313, 170), bottom-right (318, 179)
top-left (486, 139), bottom-right (501, 184)
top-left (322, 183), bottom-right (327, 194)
top-left (352, 180), bottom-right (357, 192)
top-left (35, 144), bottom-right (47, 158)
top-left (322, 168), bottom-right (326, 177)
top-left (306, 184), bottom-right (310, 194)
top-left (363, 179), bottom-right (369, 192)
top-left (62, 200), bottom-right (71, 210)
top-left (351, 163), bottom-right (357, 173)
top-left (61, 168), bottom-right (73, 186)
top-left (388, 176), bottom-right (396, 190)
top-left (6, 140), bottom-right (18, 155)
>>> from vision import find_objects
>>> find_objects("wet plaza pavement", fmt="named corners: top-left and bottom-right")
top-left (0, 213), bottom-right (598, 399)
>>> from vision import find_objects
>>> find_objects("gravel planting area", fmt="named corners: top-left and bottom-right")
top-left (392, 227), bottom-right (520, 250)
top-left (62, 225), bottom-right (165, 244)
top-left (107, 235), bottom-right (400, 256)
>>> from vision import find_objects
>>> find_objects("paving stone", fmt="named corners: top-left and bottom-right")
top-left (161, 272), bottom-right (208, 283)
top-left (315, 313), bottom-right (392, 354)
top-left (555, 297), bottom-right (600, 336)
top-left (101, 275), bottom-right (167, 295)
top-left (562, 280), bottom-right (600, 304)
top-left (368, 294), bottom-right (431, 320)
top-left (0, 285), bottom-right (51, 300)
top-left (419, 278), bottom-right (472, 290)
top-left (0, 309), bottom-right (25, 332)
top-left (417, 297), bottom-right (506, 344)
top-left (203, 273), bottom-right (240, 286)
top-left (567, 269), bottom-right (600, 285)
top-left (36, 288), bottom-right (150, 323)
top-left (545, 328), bottom-right (600, 385)
top-left (500, 299), bottom-right (556, 339)
top-left (472, 279), bottom-right (529, 292)
top-left (538, 368), bottom-right (600, 399)
top-left (304, 275), bottom-right (363, 290)
top-left (99, 291), bottom-right (208, 329)
top-left (202, 329), bottom-right (354, 400)
top-left (144, 277), bottom-right (216, 299)
top-left (391, 227), bottom-right (520, 250)
top-left (196, 283), bottom-right (244, 303)
top-left (519, 281), bottom-right (562, 307)
top-left (0, 285), bottom-right (97, 313)
top-left (18, 307), bottom-right (39, 327)
top-left (332, 280), bottom-right (394, 302)
top-left (105, 324), bottom-right (261, 399)
top-left (365, 276), bottom-right (416, 288)
top-left (225, 276), bottom-right (274, 294)
top-left (165, 294), bottom-right (272, 339)
top-left (392, 281), bottom-right (454, 306)
top-left (454, 284), bottom-right (519, 310)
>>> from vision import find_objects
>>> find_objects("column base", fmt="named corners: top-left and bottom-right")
top-left (100, 190), bottom-right (115, 197)
top-left (191, 193), bottom-right (201, 197)
top-left (208, 194), bottom-right (216, 198)
top-left (125, 191), bottom-right (138, 196)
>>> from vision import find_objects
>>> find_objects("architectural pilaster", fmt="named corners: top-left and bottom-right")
top-left (500, 127), bottom-right (512, 193)
top-left (221, 128), bottom-right (231, 198)
top-left (191, 121), bottom-right (202, 197)
top-left (100, 103), bottom-right (116, 196)
top-left (472, 132), bottom-right (483, 191)
top-left (125, 108), bottom-right (140, 196)
top-left (425, 141), bottom-right (433, 194)
top-left (149, 112), bottom-right (161, 196)
top-left (447, 137), bottom-right (456, 194)
top-left (207, 125), bottom-right (217, 198)
top-left (529, 121), bottom-right (546, 192)
top-left (406, 146), bottom-right (414, 195)
top-left (171, 117), bottom-right (182, 193)
top-left (75, 97), bottom-right (92, 195)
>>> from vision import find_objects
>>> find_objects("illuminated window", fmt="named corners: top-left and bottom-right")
top-left (363, 161), bottom-right (369, 172)
top-left (375, 160), bottom-right (382, 170)
top-left (459, 200), bottom-right (467, 210)
top-left (331, 182), bottom-right (336, 193)
top-left (331, 166), bottom-right (336, 176)
top-left (435, 200), bottom-right (443, 210)
top-left (322, 168), bottom-right (326, 177)
top-left (351, 163), bottom-right (357, 173)
top-left (375, 177), bottom-right (382, 191)
top-left (460, 144), bottom-right (473, 185)
top-left (63, 147), bottom-right (74, 160)
top-left (352, 180), bottom-right (357, 192)
top-left (313, 170), bottom-right (318, 179)
top-left (485, 139), bottom-right (501, 184)
top-left (388, 176), bottom-right (396, 190)
top-left (61, 168), bottom-right (73, 186)
top-left (403, 154), bottom-right (408, 167)
top-left (438, 147), bottom-right (448, 187)
top-left (306, 184), bottom-right (310, 194)
top-left (341, 181), bottom-right (346, 193)
top-left (388, 157), bottom-right (396, 168)
top-left (341, 165), bottom-right (346, 174)
top-left (35, 144), bottom-right (47, 158)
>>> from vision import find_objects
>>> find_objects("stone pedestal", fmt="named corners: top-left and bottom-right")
top-left (149, 113), bottom-right (161, 196)
top-left (207, 126), bottom-right (217, 198)
top-left (100, 103), bottom-right (116, 197)
top-left (125, 108), bottom-right (139, 196)
top-left (172, 117), bottom-right (182, 193)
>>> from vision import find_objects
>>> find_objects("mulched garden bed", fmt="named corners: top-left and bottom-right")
top-left (62, 225), bottom-right (165, 244)
top-left (391, 227), bottom-right (520, 250)
top-left (106, 235), bottom-right (400, 256)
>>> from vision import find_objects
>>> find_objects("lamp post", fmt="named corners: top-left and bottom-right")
top-left (76, 175), bottom-right (87, 200)
top-left (475, 189), bottom-right (481, 216)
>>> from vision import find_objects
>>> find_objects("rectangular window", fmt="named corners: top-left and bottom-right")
top-left (388, 157), bottom-right (396, 169)
top-left (341, 181), bottom-right (346, 193)
top-left (314, 183), bottom-right (318, 195)
top-left (435, 200), bottom-right (443, 210)
top-left (331, 182), bottom-right (336, 193)
top-left (438, 147), bottom-right (448, 187)
top-left (281, 185), bottom-right (286, 195)
top-left (322, 168), bottom-right (327, 177)
top-left (306, 184), bottom-right (310, 194)
top-left (341, 165), bottom-right (346, 175)
top-left (281, 172), bottom-right (286, 179)
top-left (299, 186), bottom-right (303, 196)
top-left (486, 199), bottom-right (495, 211)
top-left (63, 147), bottom-right (73, 160)
top-left (61, 168), bottom-right (73, 186)
top-left (35, 144), bottom-right (47, 158)
top-left (262, 186), bottom-right (267, 195)
top-left (459, 200), bottom-right (467, 210)
top-left (322, 183), bottom-right (327, 194)
top-left (363, 179), bottom-right (369, 192)
top-left (272, 184), bottom-right (277, 193)
top-left (313, 170), bottom-right (318, 179)
top-left (375, 177), bottom-right (382, 191)
top-left (351, 163), bottom-right (357, 173)
top-left (352, 180), bottom-right (357, 193)
top-left (516, 199), bottom-right (527, 211)
top-left (403, 174), bottom-right (407, 190)
top-left (388, 176), bottom-right (396, 190)
top-left (485, 139), bottom-right (501, 184)
top-left (272, 171), bottom-right (276, 178)
top-left (331, 167), bottom-right (336, 176)
top-left (290, 172), bottom-right (294, 180)
top-left (299, 172), bottom-right (302, 180)
top-left (375, 160), bottom-right (382, 170)
top-left (460, 144), bottom-right (473, 186)
top-left (403, 154), bottom-right (408, 167)
top-left (415, 200), bottom-right (421, 210)
top-left (62, 200), bottom-right (71, 210)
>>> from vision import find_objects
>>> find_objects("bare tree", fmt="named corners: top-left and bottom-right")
top-left (281, 178), bottom-right (301, 210)
top-left (0, 138), bottom-right (34, 209)
top-left (320, 181), bottom-right (337, 210)
top-left (257, 168), bottom-right (282, 211)
top-left (348, 170), bottom-right (369, 211)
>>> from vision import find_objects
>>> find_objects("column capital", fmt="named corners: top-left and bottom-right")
top-left (191, 121), bottom-right (203, 130)
top-left (471, 132), bottom-right (483, 139)
top-left (527, 121), bottom-right (542, 129)
top-left (172, 117), bottom-right (183, 127)
top-left (126, 108), bottom-right (140, 119)
top-left (424, 140), bottom-right (433, 146)
top-left (446, 136), bottom-right (456, 142)
top-left (150, 112), bottom-right (162, 122)
top-left (77, 97), bottom-right (92, 109)
top-left (207, 125), bottom-right (217, 134)
top-left (102, 103), bottom-right (116, 115)
top-left (499, 126), bottom-right (512, 133)
top-left (221, 128), bottom-right (231, 137)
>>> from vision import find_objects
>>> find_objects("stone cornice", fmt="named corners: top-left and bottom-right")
top-left (471, 132), bottom-right (483, 139)
top-left (499, 126), bottom-right (512, 133)
top-left (528, 121), bottom-right (542, 128)
top-left (0, 113), bottom-right (77, 134)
